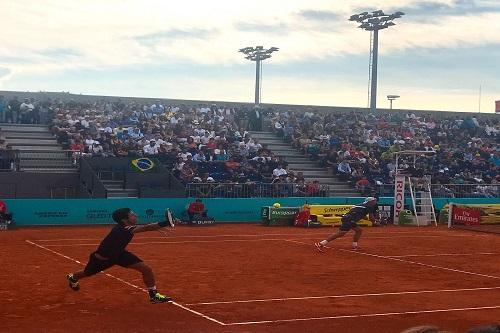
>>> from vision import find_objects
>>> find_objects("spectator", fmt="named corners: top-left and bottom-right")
top-left (337, 159), bottom-right (352, 181)
top-left (7, 96), bottom-right (21, 124)
top-left (272, 163), bottom-right (287, 179)
top-left (187, 199), bottom-right (208, 221)
top-left (0, 199), bottom-right (13, 225)
top-left (143, 140), bottom-right (159, 156)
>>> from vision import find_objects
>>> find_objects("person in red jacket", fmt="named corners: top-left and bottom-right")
top-left (0, 200), bottom-right (12, 224)
top-left (187, 199), bottom-right (207, 221)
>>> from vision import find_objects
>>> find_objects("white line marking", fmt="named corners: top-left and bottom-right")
top-left (31, 230), bottom-right (485, 242)
top-left (186, 286), bottom-right (500, 305)
top-left (38, 234), bottom-right (488, 247)
top-left (389, 252), bottom-right (500, 258)
top-left (284, 239), bottom-right (500, 280)
top-left (25, 240), bottom-right (226, 326)
top-left (26, 240), bottom-right (83, 264)
top-left (341, 249), bottom-right (500, 280)
top-left (41, 238), bottom-right (292, 247)
top-left (171, 302), bottom-right (226, 326)
top-left (225, 305), bottom-right (500, 325)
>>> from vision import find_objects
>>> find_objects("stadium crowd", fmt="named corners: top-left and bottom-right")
top-left (1, 95), bottom-right (499, 198)
top-left (270, 109), bottom-right (499, 197)
top-left (0, 97), bottom-right (329, 197)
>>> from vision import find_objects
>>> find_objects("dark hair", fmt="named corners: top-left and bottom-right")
top-left (112, 208), bottom-right (131, 224)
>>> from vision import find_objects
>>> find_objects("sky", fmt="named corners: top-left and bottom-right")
top-left (1, 0), bottom-right (499, 112)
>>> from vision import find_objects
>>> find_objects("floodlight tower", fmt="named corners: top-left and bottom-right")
top-left (239, 46), bottom-right (279, 106)
top-left (349, 10), bottom-right (404, 113)
top-left (387, 95), bottom-right (400, 109)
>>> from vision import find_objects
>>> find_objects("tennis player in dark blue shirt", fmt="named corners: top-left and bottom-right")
top-left (66, 208), bottom-right (174, 303)
top-left (315, 197), bottom-right (379, 252)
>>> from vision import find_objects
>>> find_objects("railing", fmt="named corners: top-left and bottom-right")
top-left (376, 184), bottom-right (500, 198)
top-left (96, 169), bottom-right (126, 189)
top-left (49, 186), bottom-right (78, 199)
top-left (186, 182), bottom-right (330, 198)
top-left (18, 149), bottom-right (78, 170)
top-left (79, 158), bottom-right (108, 198)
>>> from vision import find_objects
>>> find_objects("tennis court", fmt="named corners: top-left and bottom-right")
top-left (2, 224), bottom-right (500, 332)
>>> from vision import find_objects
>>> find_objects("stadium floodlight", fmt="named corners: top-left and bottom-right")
top-left (387, 95), bottom-right (400, 109)
top-left (350, 10), bottom-right (404, 113)
top-left (239, 46), bottom-right (279, 106)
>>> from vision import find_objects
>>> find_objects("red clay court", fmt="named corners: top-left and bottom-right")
top-left (2, 224), bottom-right (500, 333)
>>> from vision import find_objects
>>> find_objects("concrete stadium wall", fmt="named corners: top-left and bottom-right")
top-left (0, 172), bottom-right (84, 199)
top-left (4, 197), bottom-right (499, 226)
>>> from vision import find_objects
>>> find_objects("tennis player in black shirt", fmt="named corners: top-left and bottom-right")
top-left (315, 197), bottom-right (379, 252)
top-left (66, 207), bottom-right (174, 303)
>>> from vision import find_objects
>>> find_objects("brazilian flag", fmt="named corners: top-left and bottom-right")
top-left (131, 158), bottom-right (155, 172)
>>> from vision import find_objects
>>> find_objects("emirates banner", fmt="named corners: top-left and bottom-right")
top-left (496, 100), bottom-right (500, 113)
top-left (448, 204), bottom-right (500, 225)
top-left (451, 206), bottom-right (481, 225)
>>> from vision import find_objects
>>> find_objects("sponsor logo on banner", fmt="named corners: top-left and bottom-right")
top-left (322, 206), bottom-right (351, 215)
top-left (452, 206), bottom-right (481, 225)
top-left (393, 176), bottom-right (405, 220)
top-left (270, 208), bottom-right (300, 218)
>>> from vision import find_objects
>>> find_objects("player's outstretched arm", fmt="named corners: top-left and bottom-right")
top-left (132, 209), bottom-right (175, 233)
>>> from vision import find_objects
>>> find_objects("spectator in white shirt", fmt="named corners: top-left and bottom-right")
top-left (273, 164), bottom-right (287, 179)
top-left (143, 140), bottom-right (159, 155)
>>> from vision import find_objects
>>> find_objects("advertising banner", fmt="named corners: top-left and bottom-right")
top-left (393, 175), bottom-right (406, 223)
top-left (451, 206), bottom-right (481, 225)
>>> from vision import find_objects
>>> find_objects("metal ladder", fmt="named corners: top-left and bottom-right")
top-left (408, 177), bottom-right (437, 226)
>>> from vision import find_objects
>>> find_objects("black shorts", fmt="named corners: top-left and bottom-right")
top-left (83, 251), bottom-right (142, 276)
top-left (340, 217), bottom-right (359, 232)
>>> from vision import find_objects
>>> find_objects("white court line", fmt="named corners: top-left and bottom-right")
top-left (225, 305), bottom-right (500, 326)
top-left (41, 238), bottom-right (293, 247)
top-left (37, 234), bottom-right (487, 247)
top-left (187, 286), bottom-right (500, 305)
top-left (31, 230), bottom-right (482, 242)
top-left (389, 252), bottom-right (500, 258)
top-left (24, 240), bottom-right (226, 326)
top-left (284, 239), bottom-right (500, 281)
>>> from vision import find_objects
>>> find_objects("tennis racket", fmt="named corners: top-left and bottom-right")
top-left (165, 208), bottom-right (175, 228)
top-left (157, 209), bottom-right (175, 238)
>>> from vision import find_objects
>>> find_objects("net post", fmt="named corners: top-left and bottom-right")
top-left (447, 202), bottom-right (453, 228)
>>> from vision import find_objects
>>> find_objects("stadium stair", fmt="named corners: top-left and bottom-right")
top-left (101, 179), bottom-right (139, 199)
top-left (0, 123), bottom-right (77, 173)
top-left (249, 131), bottom-right (360, 197)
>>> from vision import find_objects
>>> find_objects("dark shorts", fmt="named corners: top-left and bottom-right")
top-left (340, 217), bottom-right (360, 232)
top-left (83, 251), bottom-right (142, 276)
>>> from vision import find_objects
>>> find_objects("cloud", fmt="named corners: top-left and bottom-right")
top-left (399, 0), bottom-right (500, 19)
top-left (38, 48), bottom-right (81, 59)
top-left (136, 28), bottom-right (216, 44)
top-left (298, 9), bottom-right (341, 21)
top-left (0, 67), bottom-right (11, 78)
top-left (234, 22), bottom-right (290, 34)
